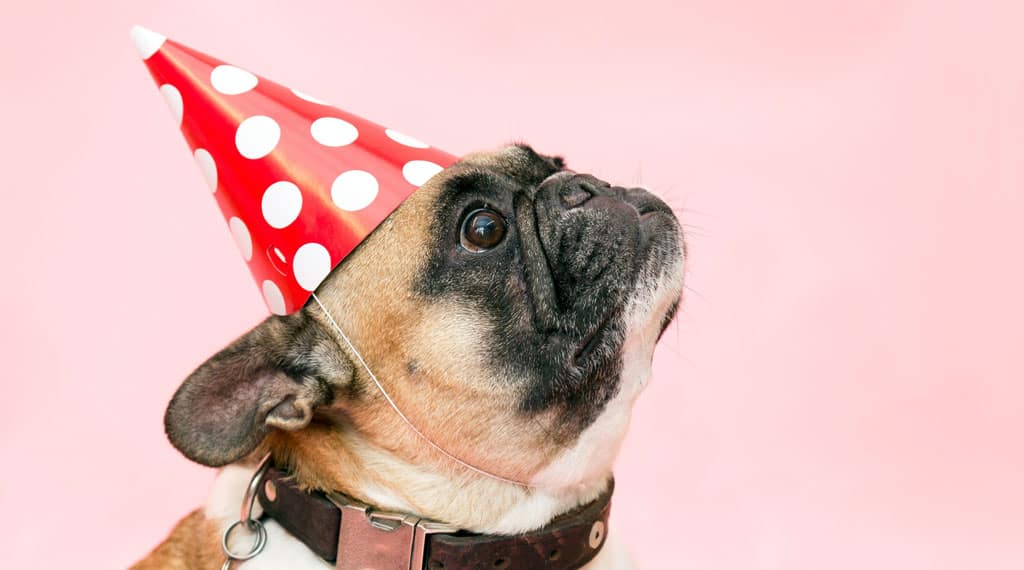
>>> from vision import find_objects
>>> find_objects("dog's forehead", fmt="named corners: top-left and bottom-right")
top-left (400, 145), bottom-right (564, 218)
top-left (450, 145), bottom-right (565, 189)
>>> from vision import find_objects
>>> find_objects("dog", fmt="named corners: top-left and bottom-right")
top-left (133, 144), bottom-right (685, 569)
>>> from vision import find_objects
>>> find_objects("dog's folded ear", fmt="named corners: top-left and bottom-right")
top-left (164, 310), bottom-right (353, 467)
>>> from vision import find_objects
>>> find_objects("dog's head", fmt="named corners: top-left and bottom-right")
top-left (165, 144), bottom-right (684, 487)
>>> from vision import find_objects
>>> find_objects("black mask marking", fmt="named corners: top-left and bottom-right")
top-left (416, 145), bottom-right (681, 438)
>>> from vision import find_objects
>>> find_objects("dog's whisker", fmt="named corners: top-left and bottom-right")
top-left (682, 284), bottom-right (707, 304)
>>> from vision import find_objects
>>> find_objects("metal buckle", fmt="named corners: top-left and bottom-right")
top-left (410, 519), bottom-right (459, 569)
top-left (327, 493), bottom-right (458, 570)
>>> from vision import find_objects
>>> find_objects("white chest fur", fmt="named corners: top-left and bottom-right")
top-left (204, 465), bottom-right (631, 569)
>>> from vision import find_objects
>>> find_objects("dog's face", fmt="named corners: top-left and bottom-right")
top-left (166, 145), bottom-right (684, 486)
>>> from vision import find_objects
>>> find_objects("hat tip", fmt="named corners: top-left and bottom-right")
top-left (130, 25), bottom-right (167, 60)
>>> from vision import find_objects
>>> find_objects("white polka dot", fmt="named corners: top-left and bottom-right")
top-left (235, 115), bottom-right (281, 159)
top-left (402, 160), bottom-right (444, 186)
top-left (293, 243), bottom-right (332, 292)
top-left (262, 280), bottom-right (287, 315)
top-left (291, 89), bottom-right (328, 105)
top-left (262, 181), bottom-right (303, 229)
top-left (159, 84), bottom-right (183, 126)
top-left (130, 25), bottom-right (165, 60)
top-left (385, 129), bottom-right (429, 149)
top-left (211, 65), bottom-right (258, 95)
top-left (228, 217), bottom-right (253, 261)
top-left (193, 148), bottom-right (217, 192)
top-left (310, 117), bottom-right (359, 147)
top-left (331, 170), bottom-right (379, 211)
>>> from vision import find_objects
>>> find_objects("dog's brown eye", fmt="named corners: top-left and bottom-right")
top-left (460, 208), bottom-right (506, 252)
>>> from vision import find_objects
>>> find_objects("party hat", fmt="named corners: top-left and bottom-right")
top-left (131, 26), bottom-right (457, 314)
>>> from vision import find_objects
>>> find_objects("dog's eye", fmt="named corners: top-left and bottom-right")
top-left (460, 208), bottom-right (506, 252)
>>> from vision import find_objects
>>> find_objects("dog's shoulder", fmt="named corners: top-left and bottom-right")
top-left (131, 509), bottom-right (221, 570)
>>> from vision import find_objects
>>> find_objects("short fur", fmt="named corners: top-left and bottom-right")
top-left (135, 145), bottom-right (685, 569)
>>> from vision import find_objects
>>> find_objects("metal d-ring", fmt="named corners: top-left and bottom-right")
top-left (221, 518), bottom-right (268, 561)
top-left (221, 454), bottom-right (272, 568)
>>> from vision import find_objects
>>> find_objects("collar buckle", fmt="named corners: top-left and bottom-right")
top-left (327, 492), bottom-right (458, 570)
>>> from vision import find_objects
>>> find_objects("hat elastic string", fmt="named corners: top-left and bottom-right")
top-left (310, 292), bottom-right (536, 489)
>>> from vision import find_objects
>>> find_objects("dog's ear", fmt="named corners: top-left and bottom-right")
top-left (164, 310), bottom-right (352, 467)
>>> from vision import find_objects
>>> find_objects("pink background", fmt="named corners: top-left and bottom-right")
top-left (1, 1), bottom-right (1022, 568)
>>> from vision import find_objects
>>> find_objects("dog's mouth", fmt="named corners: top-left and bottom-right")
top-left (572, 209), bottom-right (677, 366)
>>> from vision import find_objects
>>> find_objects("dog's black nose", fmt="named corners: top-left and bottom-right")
top-left (559, 177), bottom-right (595, 209)
top-left (555, 174), bottom-right (615, 210)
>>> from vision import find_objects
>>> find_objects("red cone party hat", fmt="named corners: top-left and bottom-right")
top-left (131, 26), bottom-right (457, 315)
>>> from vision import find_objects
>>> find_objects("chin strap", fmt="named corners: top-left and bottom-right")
top-left (310, 292), bottom-right (536, 489)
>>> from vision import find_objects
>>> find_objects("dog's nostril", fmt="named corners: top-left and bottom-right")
top-left (560, 181), bottom-right (594, 209)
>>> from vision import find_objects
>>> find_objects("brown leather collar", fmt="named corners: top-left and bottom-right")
top-left (256, 467), bottom-right (613, 569)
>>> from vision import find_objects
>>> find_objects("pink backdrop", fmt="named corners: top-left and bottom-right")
top-left (1, 1), bottom-right (1021, 568)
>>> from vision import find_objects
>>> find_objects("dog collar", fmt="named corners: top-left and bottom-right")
top-left (255, 466), bottom-right (613, 570)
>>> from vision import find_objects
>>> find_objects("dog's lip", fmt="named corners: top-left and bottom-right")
top-left (573, 312), bottom-right (613, 364)
top-left (656, 297), bottom-right (681, 341)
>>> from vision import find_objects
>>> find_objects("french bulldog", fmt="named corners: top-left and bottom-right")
top-left (133, 144), bottom-right (685, 569)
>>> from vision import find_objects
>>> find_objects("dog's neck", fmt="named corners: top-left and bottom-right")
top-left (244, 311), bottom-right (658, 535)
top-left (258, 418), bottom-right (618, 535)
